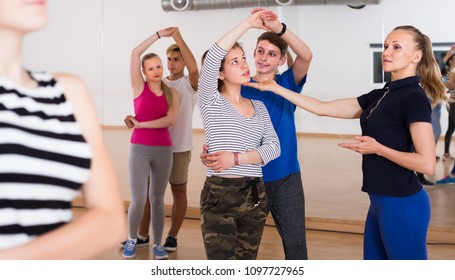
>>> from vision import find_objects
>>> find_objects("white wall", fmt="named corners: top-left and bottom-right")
top-left (24, 1), bottom-right (103, 115)
top-left (23, 0), bottom-right (455, 135)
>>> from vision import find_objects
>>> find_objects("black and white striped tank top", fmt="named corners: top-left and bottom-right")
top-left (0, 71), bottom-right (92, 250)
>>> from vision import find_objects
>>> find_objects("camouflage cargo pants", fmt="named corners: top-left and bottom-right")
top-left (200, 176), bottom-right (268, 260)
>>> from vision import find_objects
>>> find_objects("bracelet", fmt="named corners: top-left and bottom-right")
top-left (275, 22), bottom-right (287, 36)
top-left (156, 31), bottom-right (161, 39)
top-left (233, 152), bottom-right (239, 166)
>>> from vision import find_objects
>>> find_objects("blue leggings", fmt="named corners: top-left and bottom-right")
top-left (364, 189), bottom-right (430, 260)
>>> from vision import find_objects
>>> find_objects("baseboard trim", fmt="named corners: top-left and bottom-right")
top-left (73, 197), bottom-right (455, 244)
top-left (102, 125), bottom-right (362, 139)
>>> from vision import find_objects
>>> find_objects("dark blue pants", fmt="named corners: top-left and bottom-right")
top-left (265, 171), bottom-right (308, 260)
top-left (364, 189), bottom-right (430, 260)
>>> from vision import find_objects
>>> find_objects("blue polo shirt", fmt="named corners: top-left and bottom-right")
top-left (357, 76), bottom-right (431, 197)
top-left (241, 67), bottom-right (306, 182)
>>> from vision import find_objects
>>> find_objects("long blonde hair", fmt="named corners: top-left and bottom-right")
top-left (393, 26), bottom-right (447, 107)
top-left (141, 53), bottom-right (174, 109)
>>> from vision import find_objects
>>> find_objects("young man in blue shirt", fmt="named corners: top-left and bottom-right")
top-left (202, 9), bottom-right (312, 259)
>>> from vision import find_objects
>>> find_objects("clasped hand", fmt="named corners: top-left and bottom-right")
top-left (200, 144), bottom-right (235, 173)
top-left (249, 8), bottom-right (280, 32)
top-left (124, 115), bottom-right (136, 128)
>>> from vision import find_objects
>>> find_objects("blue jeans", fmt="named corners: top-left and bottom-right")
top-left (265, 171), bottom-right (307, 260)
top-left (364, 189), bottom-right (430, 260)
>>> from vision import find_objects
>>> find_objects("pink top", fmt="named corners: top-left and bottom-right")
top-left (130, 82), bottom-right (172, 146)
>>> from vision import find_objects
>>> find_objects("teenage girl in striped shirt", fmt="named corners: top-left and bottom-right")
top-left (198, 10), bottom-right (280, 260)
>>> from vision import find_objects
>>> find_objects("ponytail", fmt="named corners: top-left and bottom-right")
top-left (161, 81), bottom-right (174, 109)
top-left (393, 26), bottom-right (448, 107)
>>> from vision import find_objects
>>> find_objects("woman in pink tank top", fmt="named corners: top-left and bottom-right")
top-left (122, 29), bottom-right (180, 260)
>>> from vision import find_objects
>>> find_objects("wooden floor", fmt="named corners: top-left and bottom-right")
top-left (86, 213), bottom-right (454, 260)
top-left (87, 213), bottom-right (455, 260)
top-left (86, 127), bottom-right (455, 260)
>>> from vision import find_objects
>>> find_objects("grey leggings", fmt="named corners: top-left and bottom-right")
top-left (128, 144), bottom-right (172, 245)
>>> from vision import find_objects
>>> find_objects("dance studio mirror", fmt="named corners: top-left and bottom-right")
top-left (101, 0), bottom-right (455, 239)
top-left (24, 0), bottom-right (455, 243)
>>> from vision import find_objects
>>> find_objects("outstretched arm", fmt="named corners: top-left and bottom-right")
top-left (171, 28), bottom-right (199, 91)
top-left (245, 79), bottom-right (362, 119)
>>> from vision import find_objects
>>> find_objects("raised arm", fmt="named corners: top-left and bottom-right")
top-left (130, 27), bottom-right (177, 97)
top-left (286, 50), bottom-right (294, 68)
top-left (216, 10), bottom-right (274, 51)
top-left (245, 79), bottom-right (362, 119)
top-left (171, 28), bottom-right (199, 91)
top-left (442, 45), bottom-right (455, 64)
top-left (254, 8), bottom-right (312, 84)
top-left (445, 70), bottom-right (455, 90)
top-left (198, 10), bottom-right (275, 107)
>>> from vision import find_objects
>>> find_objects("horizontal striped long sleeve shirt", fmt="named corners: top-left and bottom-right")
top-left (198, 43), bottom-right (280, 178)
